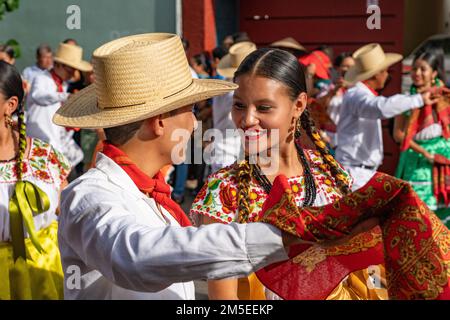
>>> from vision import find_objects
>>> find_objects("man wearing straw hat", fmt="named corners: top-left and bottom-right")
top-left (336, 43), bottom-right (438, 190)
top-left (208, 41), bottom-right (257, 173)
top-left (53, 33), bottom-right (307, 300)
top-left (26, 42), bottom-right (92, 168)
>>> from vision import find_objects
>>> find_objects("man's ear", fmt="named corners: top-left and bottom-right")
top-left (294, 92), bottom-right (308, 118)
top-left (145, 116), bottom-right (165, 137)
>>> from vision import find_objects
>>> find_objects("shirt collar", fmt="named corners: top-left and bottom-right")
top-left (95, 152), bottom-right (147, 199)
top-left (360, 81), bottom-right (379, 96)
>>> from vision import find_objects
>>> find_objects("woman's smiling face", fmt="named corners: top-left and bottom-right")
top-left (232, 74), bottom-right (307, 156)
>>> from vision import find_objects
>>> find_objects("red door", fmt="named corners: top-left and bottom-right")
top-left (240, 0), bottom-right (405, 175)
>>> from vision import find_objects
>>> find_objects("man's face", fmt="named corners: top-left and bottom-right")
top-left (38, 52), bottom-right (53, 70)
top-left (163, 104), bottom-right (197, 164)
top-left (375, 69), bottom-right (389, 89)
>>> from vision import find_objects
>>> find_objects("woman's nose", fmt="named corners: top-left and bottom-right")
top-left (242, 107), bottom-right (258, 127)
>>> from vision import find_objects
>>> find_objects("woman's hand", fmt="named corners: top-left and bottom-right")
top-left (424, 152), bottom-right (435, 164)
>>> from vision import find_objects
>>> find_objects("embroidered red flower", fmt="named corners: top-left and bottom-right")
top-left (48, 151), bottom-right (59, 165)
top-left (33, 148), bottom-right (48, 157)
top-left (36, 170), bottom-right (51, 180)
top-left (219, 184), bottom-right (238, 214)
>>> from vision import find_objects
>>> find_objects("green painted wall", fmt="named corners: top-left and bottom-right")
top-left (0, 0), bottom-right (176, 71)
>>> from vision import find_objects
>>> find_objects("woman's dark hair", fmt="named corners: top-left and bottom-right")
top-left (233, 48), bottom-right (350, 220)
top-left (234, 48), bottom-right (307, 100)
top-left (414, 46), bottom-right (446, 83)
top-left (0, 60), bottom-right (24, 106)
top-left (0, 61), bottom-right (27, 180)
top-left (212, 46), bottom-right (228, 61)
top-left (0, 44), bottom-right (15, 60)
top-left (334, 51), bottom-right (353, 68)
top-left (192, 52), bottom-right (213, 76)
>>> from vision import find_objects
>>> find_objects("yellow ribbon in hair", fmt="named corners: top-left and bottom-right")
top-left (8, 181), bottom-right (50, 261)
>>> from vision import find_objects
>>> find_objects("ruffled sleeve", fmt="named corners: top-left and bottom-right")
top-left (190, 166), bottom-right (240, 225)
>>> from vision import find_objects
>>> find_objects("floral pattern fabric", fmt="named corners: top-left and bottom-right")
top-left (190, 149), bottom-right (353, 224)
top-left (0, 138), bottom-right (70, 241)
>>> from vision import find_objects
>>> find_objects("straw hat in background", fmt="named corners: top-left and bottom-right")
top-left (53, 33), bottom-right (237, 129)
top-left (269, 37), bottom-right (306, 53)
top-left (53, 43), bottom-right (93, 72)
top-left (217, 41), bottom-right (257, 78)
top-left (344, 43), bottom-right (403, 85)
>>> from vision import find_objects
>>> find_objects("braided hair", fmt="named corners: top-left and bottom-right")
top-left (0, 61), bottom-right (27, 178)
top-left (233, 49), bottom-right (350, 220)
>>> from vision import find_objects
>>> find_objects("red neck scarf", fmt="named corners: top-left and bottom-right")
top-left (50, 69), bottom-right (64, 93)
top-left (101, 141), bottom-right (192, 227)
top-left (362, 81), bottom-right (379, 96)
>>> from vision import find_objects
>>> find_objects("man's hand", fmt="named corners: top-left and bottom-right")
top-left (281, 217), bottom-right (380, 251)
top-left (421, 91), bottom-right (439, 106)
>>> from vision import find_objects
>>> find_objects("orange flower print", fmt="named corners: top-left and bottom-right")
top-left (33, 148), bottom-right (48, 157)
top-left (219, 184), bottom-right (238, 214)
top-left (36, 170), bottom-right (51, 180)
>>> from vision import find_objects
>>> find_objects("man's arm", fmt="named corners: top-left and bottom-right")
top-left (351, 92), bottom-right (424, 120)
top-left (59, 187), bottom-right (288, 293)
top-left (30, 76), bottom-right (69, 105)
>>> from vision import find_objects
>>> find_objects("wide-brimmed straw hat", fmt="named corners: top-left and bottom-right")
top-left (53, 33), bottom-right (238, 129)
top-left (344, 43), bottom-right (403, 85)
top-left (269, 37), bottom-right (306, 53)
top-left (53, 43), bottom-right (92, 72)
top-left (217, 41), bottom-right (257, 78)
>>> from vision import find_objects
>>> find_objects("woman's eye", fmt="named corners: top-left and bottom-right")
top-left (233, 102), bottom-right (246, 110)
top-left (257, 105), bottom-right (272, 111)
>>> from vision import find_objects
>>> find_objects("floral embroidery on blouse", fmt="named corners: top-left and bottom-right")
top-left (190, 149), bottom-right (353, 224)
top-left (0, 138), bottom-right (70, 186)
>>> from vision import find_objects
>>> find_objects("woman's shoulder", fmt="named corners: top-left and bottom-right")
top-left (304, 148), bottom-right (353, 191)
top-left (190, 163), bottom-right (241, 225)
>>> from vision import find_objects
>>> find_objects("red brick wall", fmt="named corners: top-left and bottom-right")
top-left (182, 0), bottom-right (217, 58)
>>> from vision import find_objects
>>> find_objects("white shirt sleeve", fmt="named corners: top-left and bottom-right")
top-left (59, 186), bottom-right (288, 293)
top-left (349, 92), bottom-right (424, 120)
top-left (30, 75), bottom-right (69, 106)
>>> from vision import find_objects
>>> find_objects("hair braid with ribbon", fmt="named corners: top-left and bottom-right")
top-left (237, 157), bottom-right (253, 223)
top-left (300, 107), bottom-right (351, 195)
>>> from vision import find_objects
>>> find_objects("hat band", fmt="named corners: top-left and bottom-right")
top-left (163, 79), bottom-right (193, 99)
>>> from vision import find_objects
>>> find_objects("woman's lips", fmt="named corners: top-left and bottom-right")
top-left (244, 129), bottom-right (267, 141)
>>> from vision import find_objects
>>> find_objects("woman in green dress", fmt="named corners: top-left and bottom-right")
top-left (394, 47), bottom-right (450, 227)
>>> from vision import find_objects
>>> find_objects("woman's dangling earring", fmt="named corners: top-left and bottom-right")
top-left (294, 117), bottom-right (302, 140)
top-left (4, 114), bottom-right (13, 128)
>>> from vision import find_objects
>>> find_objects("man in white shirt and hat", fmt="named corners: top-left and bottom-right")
top-left (336, 43), bottom-right (438, 190)
top-left (27, 42), bottom-right (92, 168)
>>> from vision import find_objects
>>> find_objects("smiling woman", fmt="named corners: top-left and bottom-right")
top-left (189, 48), bottom-right (388, 300)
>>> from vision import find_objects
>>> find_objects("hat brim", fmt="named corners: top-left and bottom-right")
top-left (344, 53), bottom-right (402, 85)
top-left (269, 41), bottom-right (306, 52)
top-left (53, 78), bottom-right (238, 129)
top-left (54, 57), bottom-right (93, 73)
top-left (217, 53), bottom-right (238, 79)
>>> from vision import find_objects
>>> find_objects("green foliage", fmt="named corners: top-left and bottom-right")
top-left (0, 0), bottom-right (20, 20)
top-left (5, 38), bottom-right (21, 58)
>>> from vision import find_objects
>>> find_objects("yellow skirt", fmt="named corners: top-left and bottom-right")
top-left (0, 221), bottom-right (64, 300)
top-left (238, 265), bottom-right (388, 300)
